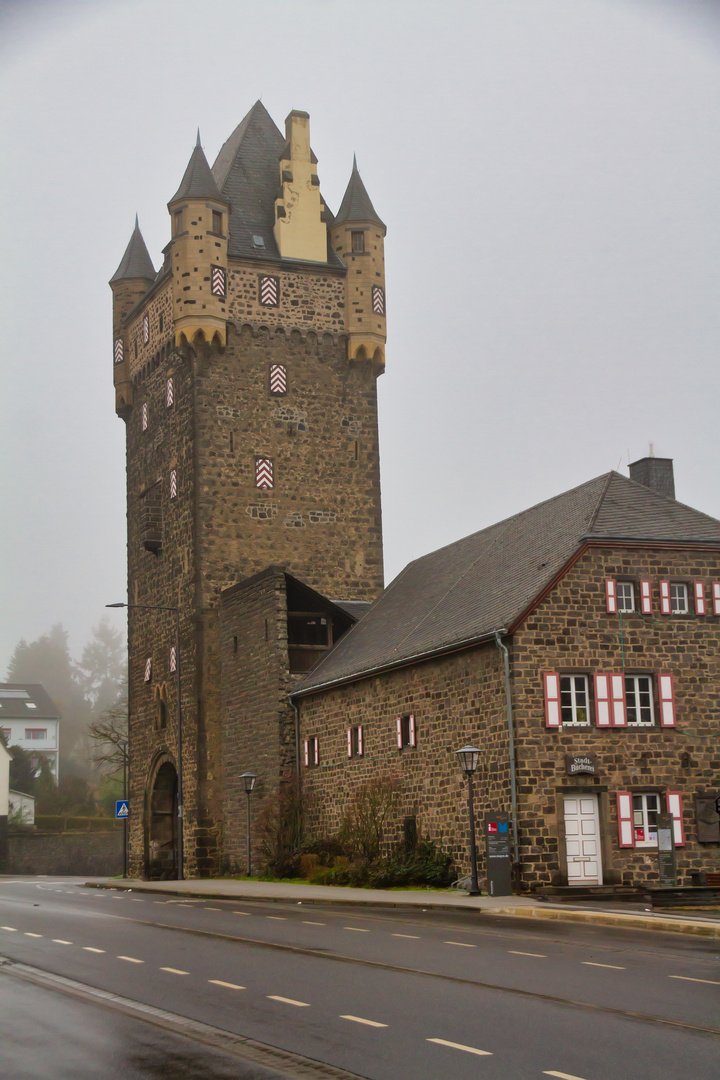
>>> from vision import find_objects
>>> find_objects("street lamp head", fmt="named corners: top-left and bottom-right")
top-left (240, 771), bottom-right (257, 793)
top-left (106, 602), bottom-right (127, 608)
top-left (455, 745), bottom-right (481, 776)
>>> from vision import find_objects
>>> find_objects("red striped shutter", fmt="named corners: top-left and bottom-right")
top-left (303, 740), bottom-right (309, 767)
top-left (357, 726), bottom-right (363, 756)
top-left (409, 714), bottom-right (416, 747)
top-left (694, 581), bottom-right (706, 615)
top-left (314, 738), bottom-right (320, 766)
top-left (616, 792), bottom-right (634, 848)
top-left (713, 582), bottom-right (720, 616)
top-left (543, 673), bottom-right (561, 727)
top-left (396, 717), bottom-right (402, 749)
top-left (658, 673), bottom-right (676, 727)
top-left (593, 674), bottom-right (612, 727)
top-left (142, 403), bottom-right (148, 431)
top-left (640, 580), bottom-right (652, 614)
top-left (347, 729), bottom-right (352, 758)
top-left (666, 791), bottom-right (685, 846)
top-left (610, 673), bottom-right (627, 727)
top-left (605, 579), bottom-right (617, 614)
top-left (659, 580), bottom-right (671, 615)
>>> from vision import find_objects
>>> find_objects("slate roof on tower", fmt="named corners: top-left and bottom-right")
top-left (293, 471), bottom-right (720, 695)
top-left (110, 218), bottom-right (156, 284)
top-left (210, 101), bottom-right (344, 267)
top-left (334, 157), bottom-right (386, 230)
top-left (169, 136), bottom-right (227, 205)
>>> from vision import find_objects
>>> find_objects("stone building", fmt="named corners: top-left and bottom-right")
top-left (110, 103), bottom-right (387, 877)
top-left (292, 461), bottom-right (720, 890)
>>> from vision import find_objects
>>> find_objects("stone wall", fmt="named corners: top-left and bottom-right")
top-left (7, 830), bottom-right (122, 876)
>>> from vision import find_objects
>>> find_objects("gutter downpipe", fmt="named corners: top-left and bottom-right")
top-left (291, 698), bottom-right (301, 782)
top-left (494, 630), bottom-right (519, 888)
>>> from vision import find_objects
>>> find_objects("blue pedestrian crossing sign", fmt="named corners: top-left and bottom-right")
top-left (115, 801), bottom-right (129, 819)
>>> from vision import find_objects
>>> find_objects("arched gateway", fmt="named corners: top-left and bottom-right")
top-left (145, 756), bottom-right (178, 879)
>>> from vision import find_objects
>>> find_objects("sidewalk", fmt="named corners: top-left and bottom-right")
top-left (84, 877), bottom-right (720, 940)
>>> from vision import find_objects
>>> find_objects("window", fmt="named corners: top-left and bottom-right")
top-left (616, 582), bottom-right (635, 613)
top-left (396, 713), bottom-right (416, 749)
top-left (269, 365), bottom-right (287, 395)
top-left (173, 210), bottom-right (183, 235)
top-left (669, 582), bottom-right (688, 614)
top-left (170, 470), bottom-right (177, 498)
top-left (304, 737), bottom-right (319, 767)
top-left (25, 702), bottom-right (37, 710)
top-left (560, 676), bottom-right (589, 725)
top-left (255, 458), bottom-right (273, 489)
top-left (144, 657), bottom-right (152, 683)
top-left (371, 285), bottom-right (385, 315)
top-left (1, 728), bottom-right (10, 741)
top-left (166, 378), bottom-right (174, 408)
top-left (632, 793), bottom-right (660, 847)
top-left (25, 729), bottom-right (47, 740)
top-left (351, 231), bottom-right (365, 253)
top-left (211, 210), bottom-right (223, 235)
top-left (259, 276), bottom-right (279, 306)
top-left (142, 402), bottom-right (148, 431)
top-left (288, 613), bottom-right (333, 673)
top-left (347, 725), bottom-right (364, 758)
top-left (211, 265), bottom-right (226, 298)
top-left (143, 313), bottom-right (149, 345)
top-left (625, 675), bottom-right (654, 726)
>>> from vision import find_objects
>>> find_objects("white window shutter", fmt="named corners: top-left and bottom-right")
top-left (610, 673), bottom-right (627, 727)
top-left (658, 673), bottom-right (676, 727)
top-left (640, 580), bottom-right (652, 615)
top-left (396, 716), bottom-right (402, 749)
top-left (409, 714), bottom-right (416, 747)
top-left (347, 729), bottom-right (352, 758)
top-left (616, 792), bottom-right (634, 848)
top-left (666, 791), bottom-right (685, 846)
top-left (713, 582), bottom-right (720, 616)
top-left (694, 581), bottom-right (706, 615)
top-left (659, 579), bottom-right (671, 615)
top-left (605, 579), bottom-right (617, 614)
top-left (543, 673), bottom-right (561, 727)
top-left (303, 740), bottom-right (309, 767)
top-left (357, 726), bottom-right (363, 756)
top-left (593, 674), bottom-right (611, 727)
top-left (314, 738), bottom-right (320, 766)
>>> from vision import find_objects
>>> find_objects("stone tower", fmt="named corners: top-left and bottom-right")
top-left (110, 103), bottom-right (387, 877)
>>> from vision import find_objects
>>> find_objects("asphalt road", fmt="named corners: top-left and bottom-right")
top-left (0, 877), bottom-right (719, 1079)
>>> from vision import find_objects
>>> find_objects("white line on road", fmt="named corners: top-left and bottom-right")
top-left (544, 1072), bottom-right (590, 1080)
top-left (669, 975), bottom-right (720, 986)
top-left (117, 956), bottom-right (144, 963)
top-left (444, 941), bottom-right (476, 948)
top-left (427, 1038), bottom-right (492, 1056)
top-left (209, 980), bottom-right (245, 990)
top-left (266, 916), bottom-right (287, 921)
top-left (161, 967), bottom-right (190, 975)
top-left (1, 927), bottom-right (18, 932)
top-left (52, 939), bottom-right (72, 945)
top-left (268, 996), bottom-right (310, 1007)
top-left (392, 933), bottom-right (420, 939)
top-left (206, 908), bottom-right (222, 912)
top-left (582, 962), bottom-right (625, 970)
top-left (83, 947), bottom-right (105, 953)
top-left (344, 927), bottom-right (370, 932)
top-left (233, 911), bottom-right (250, 915)
top-left (340, 1015), bottom-right (388, 1028)
top-left (24, 933), bottom-right (42, 938)
top-left (302, 921), bottom-right (325, 926)
top-left (509, 950), bottom-right (546, 957)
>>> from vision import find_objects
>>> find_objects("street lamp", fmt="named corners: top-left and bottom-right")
top-left (240, 772), bottom-right (257, 876)
top-left (107, 601), bottom-right (184, 881)
top-left (118, 739), bottom-right (128, 878)
top-left (455, 745), bottom-right (482, 897)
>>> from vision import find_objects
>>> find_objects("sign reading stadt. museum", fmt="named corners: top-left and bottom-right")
top-left (565, 753), bottom-right (598, 775)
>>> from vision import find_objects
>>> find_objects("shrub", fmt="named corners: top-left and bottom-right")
top-left (338, 774), bottom-right (402, 861)
top-left (255, 780), bottom-right (303, 878)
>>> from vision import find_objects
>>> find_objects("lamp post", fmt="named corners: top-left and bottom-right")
top-left (107, 602), bottom-right (184, 880)
top-left (240, 772), bottom-right (257, 876)
top-left (119, 739), bottom-right (128, 878)
top-left (455, 745), bottom-right (482, 897)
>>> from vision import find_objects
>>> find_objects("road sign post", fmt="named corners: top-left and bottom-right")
top-left (116, 800), bottom-right (129, 879)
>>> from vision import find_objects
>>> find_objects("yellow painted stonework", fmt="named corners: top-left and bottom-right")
top-left (274, 112), bottom-right (327, 264)
top-left (169, 198), bottom-right (229, 349)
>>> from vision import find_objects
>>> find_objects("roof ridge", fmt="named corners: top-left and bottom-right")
top-left (586, 470), bottom-right (615, 533)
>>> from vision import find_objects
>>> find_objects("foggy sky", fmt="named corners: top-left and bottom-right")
top-left (1, 0), bottom-right (719, 672)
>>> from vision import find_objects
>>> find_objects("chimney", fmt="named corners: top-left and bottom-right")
top-left (628, 456), bottom-right (675, 499)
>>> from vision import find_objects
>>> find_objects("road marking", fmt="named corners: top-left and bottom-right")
top-left (83, 947), bottom-right (105, 953)
top-left (52, 939), bottom-right (73, 945)
top-left (206, 907), bottom-right (222, 912)
top-left (266, 916), bottom-right (287, 921)
top-left (509, 950), bottom-right (546, 957)
top-left (669, 975), bottom-right (720, 986)
top-left (302, 921), bottom-right (325, 926)
top-left (444, 941), bottom-right (476, 948)
top-left (117, 956), bottom-right (144, 963)
top-left (161, 967), bottom-right (190, 975)
top-left (130, 899), bottom-right (144, 902)
top-left (392, 933), bottom-right (420, 939)
top-left (544, 1072), bottom-right (590, 1080)
top-left (268, 996), bottom-right (310, 1007)
top-left (1, 926), bottom-right (17, 932)
top-left (582, 961), bottom-right (625, 970)
top-left (344, 927), bottom-right (370, 932)
top-left (427, 1038), bottom-right (492, 1056)
top-left (209, 980), bottom-right (245, 990)
top-left (24, 933), bottom-right (43, 938)
top-left (233, 911), bottom-right (250, 915)
top-left (340, 1015), bottom-right (388, 1028)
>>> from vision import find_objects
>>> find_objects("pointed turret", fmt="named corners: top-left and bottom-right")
top-left (110, 218), bottom-right (157, 417)
top-left (168, 135), bottom-right (230, 349)
top-left (110, 216), bottom-right (157, 285)
top-left (330, 160), bottom-right (387, 372)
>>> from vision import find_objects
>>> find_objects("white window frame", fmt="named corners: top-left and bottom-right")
top-left (559, 675), bottom-right (590, 726)
top-left (616, 582), bottom-right (635, 613)
top-left (669, 582), bottom-right (688, 614)
top-left (624, 675), bottom-right (655, 726)
top-left (632, 792), bottom-right (660, 847)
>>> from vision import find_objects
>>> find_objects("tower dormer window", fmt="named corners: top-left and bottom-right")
top-left (173, 210), bottom-right (183, 236)
top-left (351, 231), bottom-right (365, 253)
top-left (211, 210), bottom-right (223, 235)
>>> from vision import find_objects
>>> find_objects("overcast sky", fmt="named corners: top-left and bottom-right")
top-left (1, 0), bottom-right (719, 672)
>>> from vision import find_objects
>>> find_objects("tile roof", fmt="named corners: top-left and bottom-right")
top-left (333, 157), bottom-right (385, 229)
top-left (293, 471), bottom-right (720, 695)
top-left (110, 218), bottom-right (156, 284)
top-left (169, 138), bottom-right (227, 205)
top-left (0, 684), bottom-right (62, 720)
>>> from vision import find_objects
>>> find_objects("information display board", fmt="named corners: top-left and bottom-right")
top-left (485, 812), bottom-right (512, 896)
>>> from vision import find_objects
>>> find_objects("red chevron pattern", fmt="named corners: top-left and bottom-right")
top-left (169, 646), bottom-right (176, 673)
top-left (269, 365), bottom-right (287, 394)
top-left (141, 403), bottom-right (148, 431)
top-left (211, 265), bottom-right (226, 298)
top-left (260, 275), bottom-right (279, 306)
top-left (170, 470), bottom-right (177, 499)
top-left (372, 286), bottom-right (385, 316)
top-left (255, 458), bottom-right (274, 489)
top-left (144, 658), bottom-right (152, 683)
top-left (114, 338), bottom-right (124, 364)
top-left (166, 378), bottom-right (174, 407)
top-left (143, 313), bottom-right (149, 344)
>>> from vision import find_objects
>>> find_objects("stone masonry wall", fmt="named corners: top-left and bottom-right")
top-left (227, 261), bottom-right (346, 334)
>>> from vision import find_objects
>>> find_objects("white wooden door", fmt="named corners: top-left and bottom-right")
top-left (563, 795), bottom-right (602, 885)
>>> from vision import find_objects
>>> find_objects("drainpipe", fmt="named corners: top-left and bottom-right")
top-left (494, 630), bottom-right (519, 881)
top-left (291, 699), bottom-right (301, 782)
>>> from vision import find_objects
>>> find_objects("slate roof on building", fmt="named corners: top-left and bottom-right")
top-left (333, 158), bottom-right (385, 229)
top-left (293, 471), bottom-right (720, 695)
top-left (211, 100), bottom-right (344, 267)
top-left (0, 684), bottom-right (62, 720)
top-left (110, 219), bottom-right (156, 284)
top-left (170, 138), bottom-right (227, 205)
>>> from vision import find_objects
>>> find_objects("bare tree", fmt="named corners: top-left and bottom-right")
top-left (87, 691), bottom-right (128, 772)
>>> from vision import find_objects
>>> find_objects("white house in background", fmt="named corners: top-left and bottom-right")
top-left (8, 789), bottom-right (36, 825)
top-left (0, 685), bottom-right (61, 783)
